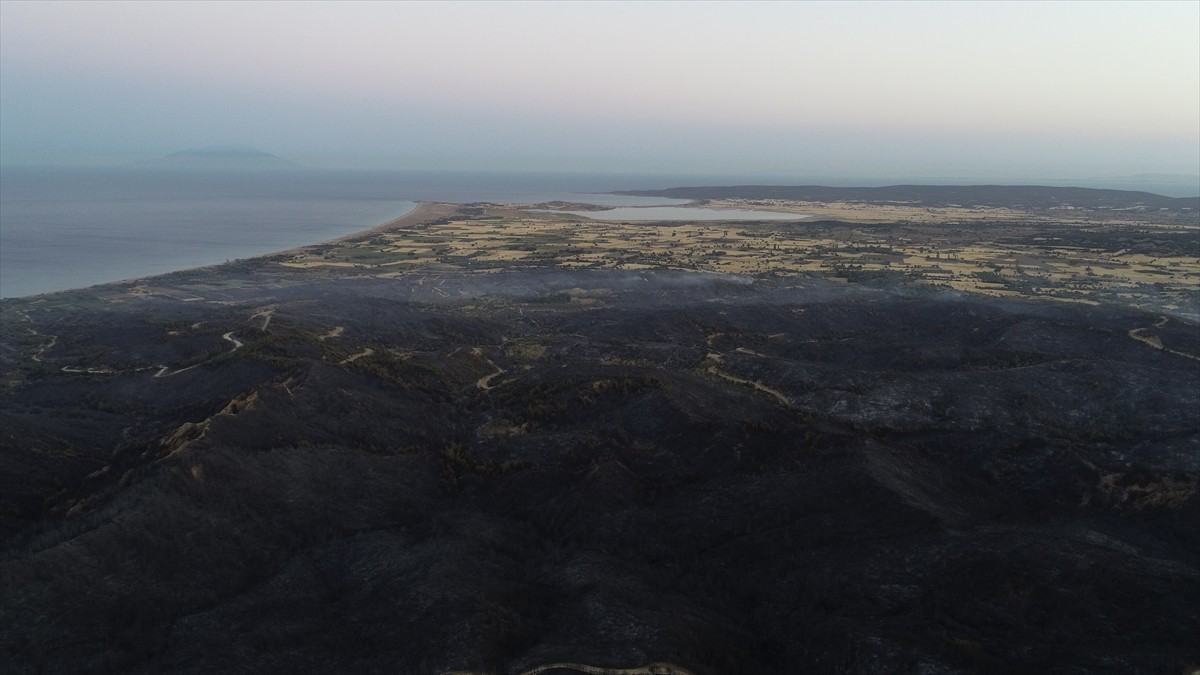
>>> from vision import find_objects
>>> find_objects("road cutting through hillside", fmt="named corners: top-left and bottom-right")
top-left (472, 347), bottom-right (506, 390)
top-left (1128, 316), bottom-right (1200, 361)
top-left (152, 331), bottom-right (244, 377)
top-left (32, 335), bottom-right (56, 362)
top-left (340, 347), bottom-right (374, 365)
top-left (223, 331), bottom-right (243, 352)
top-left (444, 661), bottom-right (696, 675)
top-left (250, 307), bottom-right (274, 331)
top-left (705, 352), bottom-right (790, 406)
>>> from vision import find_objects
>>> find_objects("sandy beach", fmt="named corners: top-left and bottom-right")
top-left (329, 201), bottom-right (460, 242)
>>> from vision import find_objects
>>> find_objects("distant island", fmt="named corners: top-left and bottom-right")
top-left (135, 146), bottom-right (302, 170)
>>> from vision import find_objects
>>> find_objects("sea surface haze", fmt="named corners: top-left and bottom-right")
top-left (0, 167), bottom-right (687, 298)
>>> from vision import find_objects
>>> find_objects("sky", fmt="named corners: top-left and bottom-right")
top-left (1, 0), bottom-right (1197, 180)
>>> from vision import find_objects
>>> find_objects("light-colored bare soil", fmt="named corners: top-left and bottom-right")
top-left (444, 661), bottom-right (696, 675)
top-left (1128, 328), bottom-right (1165, 350)
top-left (250, 307), bottom-right (274, 331)
top-left (340, 347), bottom-right (374, 365)
top-left (473, 347), bottom-right (505, 390)
top-left (223, 331), bottom-right (243, 351)
top-left (32, 335), bottom-right (56, 362)
top-left (327, 201), bottom-right (459, 244)
top-left (61, 366), bottom-right (117, 375)
top-left (704, 357), bottom-right (790, 407)
top-left (153, 364), bottom-right (199, 379)
top-left (735, 346), bottom-right (770, 358)
top-left (1128, 316), bottom-right (1200, 361)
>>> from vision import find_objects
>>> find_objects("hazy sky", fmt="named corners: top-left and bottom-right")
top-left (2, 0), bottom-right (1197, 179)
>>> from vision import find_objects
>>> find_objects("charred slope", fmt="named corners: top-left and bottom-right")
top-left (616, 185), bottom-right (1199, 210)
top-left (1, 272), bottom-right (1198, 674)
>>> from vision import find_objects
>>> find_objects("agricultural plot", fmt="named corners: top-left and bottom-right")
top-left (276, 201), bottom-right (1199, 317)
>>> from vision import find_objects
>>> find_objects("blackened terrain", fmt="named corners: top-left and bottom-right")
top-left (1, 269), bottom-right (1198, 674)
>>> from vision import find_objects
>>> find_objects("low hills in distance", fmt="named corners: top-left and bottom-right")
top-left (618, 184), bottom-right (1199, 211)
top-left (134, 146), bottom-right (302, 170)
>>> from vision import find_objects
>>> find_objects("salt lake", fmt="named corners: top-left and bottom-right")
top-left (561, 206), bottom-right (809, 221)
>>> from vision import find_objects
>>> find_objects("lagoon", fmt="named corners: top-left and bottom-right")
top-left (562, 206), bottom-right (809, 221)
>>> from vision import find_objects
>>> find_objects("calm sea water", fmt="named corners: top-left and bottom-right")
top-left (0, 167), bottom-right (692, 298)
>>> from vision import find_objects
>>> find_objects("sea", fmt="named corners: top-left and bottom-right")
top-left (0, 167), bottom-right (698, 298)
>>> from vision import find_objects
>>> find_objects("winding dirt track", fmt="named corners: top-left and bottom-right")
top-left (152, 331), bottom-right (243, 377)
top-left (1128, 316), bottom-right (1200, 361)
top-left (61, 366), bottom-right (117, 375)
top-left (153, 364), bottom-right (198, 379)
top-left (340, 347), bottom-right (374, 365)
top-left (444, 662), bottom-right (695, 675)
top-left (223, 331), bottom-right (244, 351)
top-left (474, 348), bottom-right (506, 390)
top-left (704, 352), bottom-right (791, 406)
top-left (31, 335), bottom-right (56, 362)
top-left (23, 310), bottom-right (256, 377)
top-left (707, 365), bottom-right (791, 406)
top-left (318, 326), bottom-right (344, 341)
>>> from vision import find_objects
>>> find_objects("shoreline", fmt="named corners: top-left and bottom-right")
top-left (325, 201), bottom-right (458, 244)
top-left (271, 200), bottom-right (459, 256)
top-left (1, 201), bottom-right (461, 301)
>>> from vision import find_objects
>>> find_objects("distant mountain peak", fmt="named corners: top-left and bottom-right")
top-left (138, 147), bottom-right (302, 169)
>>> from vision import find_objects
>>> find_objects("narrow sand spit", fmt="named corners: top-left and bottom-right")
top-left (319, 202), bottom-right (459, 247)
top-left (270, 201), bottom-right (460, 262)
